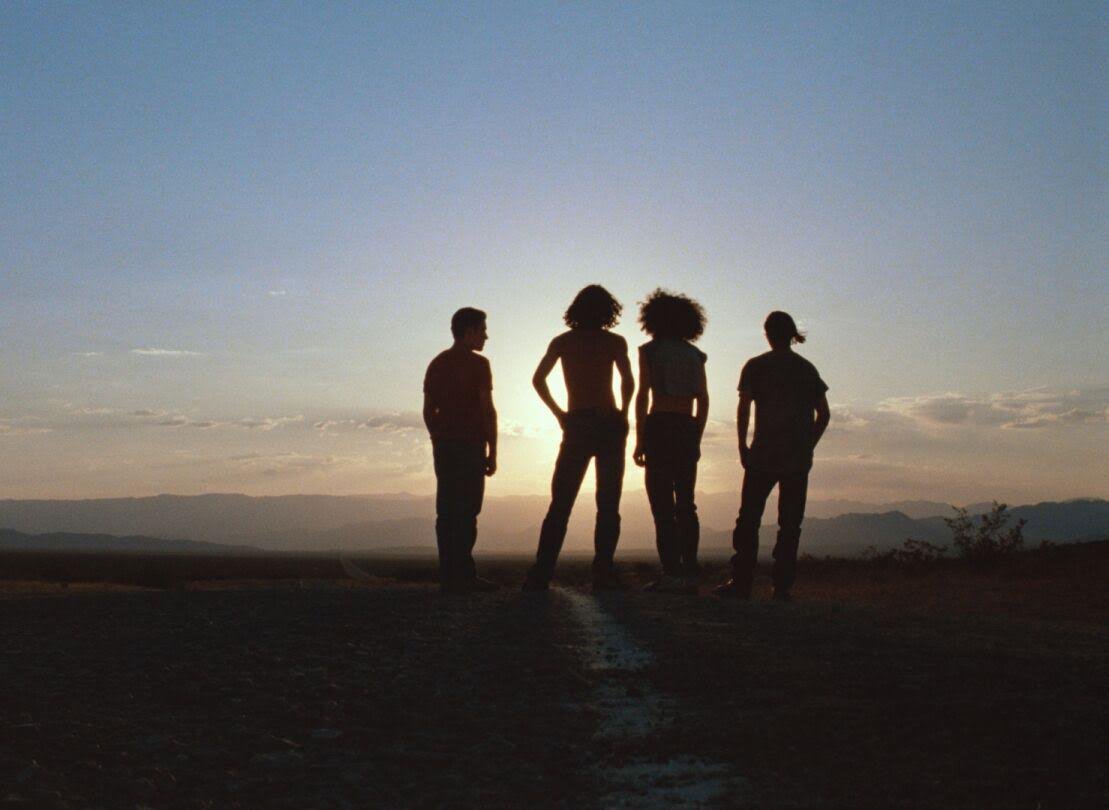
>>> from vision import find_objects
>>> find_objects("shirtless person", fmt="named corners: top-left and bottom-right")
top-left (523, 285), bottom-right (635, 591)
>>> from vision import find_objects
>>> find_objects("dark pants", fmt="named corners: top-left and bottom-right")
top-left (533, 410), bottom-right (627, 579)
top-left (433, 440), bottom-right (486, 586)
top-left (731, 468), bottom-right (809, 595)
top-left (644, 412), bottom-right (701, 577)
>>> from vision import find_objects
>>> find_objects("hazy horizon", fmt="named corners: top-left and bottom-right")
top-left (3, 2), bottom-right (1106, 503)
top-left (2, 489), bottom-right (1105, 507)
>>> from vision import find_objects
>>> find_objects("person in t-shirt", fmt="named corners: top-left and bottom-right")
top-left (523, 285), bottom-right (635, 591)
top-left (423, 307), bottom-right (499, 593)
top-left (717, 311), bottom-right (830, 601)
top-left (633, 289), bottom-right (709, 594)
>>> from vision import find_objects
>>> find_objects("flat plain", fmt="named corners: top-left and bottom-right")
top-left (2, 545), bottom-right (1106, 809)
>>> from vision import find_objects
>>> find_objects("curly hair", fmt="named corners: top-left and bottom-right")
top-left (563, 284), bottom-right (622, 330)
top-left (637, 288), bottom-right (706, 342)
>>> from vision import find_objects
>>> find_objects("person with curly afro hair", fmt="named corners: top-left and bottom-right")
top-left (524, 285), bottom-right (635, 591)
top-left (633, 289), bottom-right (709, 594)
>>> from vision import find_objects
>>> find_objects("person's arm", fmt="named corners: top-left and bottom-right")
top-left (632, 351), bottom-right (651, 467)
top-left (694, 361), bottom-right (709, 441)
top-left (479, 386), bottom-right (498, 476)
top-left (616, 343), bottom-right (635, 418)
top-left (737, 391), bottom-right (753, 469)
top-left (532, 346), bottom-right (565, 425)
top-left (812, 394), bottom-right (830, 449)
top-left (422, 391), bottom-right (437, 436)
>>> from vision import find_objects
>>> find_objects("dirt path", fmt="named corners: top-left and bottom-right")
top-left (558, 587), bottom-right (753, 807)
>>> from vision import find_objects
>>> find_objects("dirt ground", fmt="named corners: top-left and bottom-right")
top-left (1, 547), bottom-right (1106, 808)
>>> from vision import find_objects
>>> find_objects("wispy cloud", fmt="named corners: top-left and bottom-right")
top-left (313, 412), bottom-right (424, 434)
top-left (152, 414), bottom-right (305, 431)
top-left (878, 386), bottom-right (1109, 430)
top-left (73, 351), bottom-right (104, 357)
top-left (130, 348), bottom-right (204, 357)
top-left (0, 419), bottom-right (52, 438)
top-left (267, 290), bottom-right (288, 297)
top-left (500, 420), bottom-right (545, 439)
top-left (229, 451), bottom-right (338, 477)
top-left (1004, 407), bottom-right (1109, 429)
top-left (69, 406), bottom-right (117, 416)
top-left (236, 415), bottom-right (304, 431)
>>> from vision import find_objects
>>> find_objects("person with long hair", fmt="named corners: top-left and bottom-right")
top-left (717, 311), bottom-right (830, 601)
top-left (633, 289), bottom-right (708, 593)
top-left (524, 285), bottom-right (635, 591)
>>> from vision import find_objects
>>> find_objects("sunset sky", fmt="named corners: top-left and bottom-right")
top-left (2, 2), bottom-right (1106, 503)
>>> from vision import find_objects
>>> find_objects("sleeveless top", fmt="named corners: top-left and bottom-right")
top-left (640, 339), bottom-right (707, 398)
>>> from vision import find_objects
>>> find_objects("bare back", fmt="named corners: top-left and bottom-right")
top-left (549, 329), bottom-right (628, 412)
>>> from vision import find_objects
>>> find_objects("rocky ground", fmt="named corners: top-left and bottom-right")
top-left (1, 549), bottom-right (1107, 808)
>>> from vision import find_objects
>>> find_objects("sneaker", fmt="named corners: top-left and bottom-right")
top-left (714, 579), bottom-right (751, 599)
top-left (592, 569), bottom-right (629, 592)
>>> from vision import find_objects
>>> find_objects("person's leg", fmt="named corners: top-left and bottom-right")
top-left (771, 471), bottom-right (809, 597)
top-left (452, 442), bottom-right (486, 583)
top-left (433, 441), bottom-right (462, 588)
top-left (674, 423), bottom-right (700, 578)
top-left (531, 429), bottom-right (590, 581)
top-left (592, 414), bottom-right (627, 573)
top-left (643, 413), bottom-right (679, 576)
top-left (645, 458), bottom-right (680, 576)
top-left (729, 469), bottom-right (777, 596)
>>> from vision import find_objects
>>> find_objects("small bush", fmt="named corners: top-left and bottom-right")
top-left (864, 538), bottom-right (947, 569)
top-left (946, 502), bottom-right (1025, 564)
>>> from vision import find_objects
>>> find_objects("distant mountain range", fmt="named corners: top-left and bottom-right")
top-left (0, 528), bottom-right (256, 555)
top-left (0, 494), bottom-right (1105, 557)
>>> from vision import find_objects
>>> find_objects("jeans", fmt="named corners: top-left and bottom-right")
top-left (433, 440), bottom-right (486, 585)
top-left (533, 410), bottom-right (628, 578)
top-left (731, 468), bottom-right (809, 595)
top-left (643, 412), bottom-right (701, 576)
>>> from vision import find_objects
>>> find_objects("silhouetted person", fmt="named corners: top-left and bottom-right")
top-left (523, 285), bottom-right (635, 591)
top-left (423, 307), bottom-right (499, 593)
top-left (717, 311), bottom-right (830, 601)
top-left (633, 289), bottom-right (708, 594)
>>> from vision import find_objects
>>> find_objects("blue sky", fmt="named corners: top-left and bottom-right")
top-left (1, 1), bottom-right (1105, 500)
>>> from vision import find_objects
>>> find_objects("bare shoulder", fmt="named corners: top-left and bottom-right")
top-left (547, 330), bottom-right (574, 356)
top-left (607, 331), bottom-right (629, 354)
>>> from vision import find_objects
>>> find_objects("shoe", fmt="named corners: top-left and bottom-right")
top-left (592, 569), bottom-right (628, 592)
top-left (714, 579), bottom-right (751, 599)
top-left (771, 588), bottom-right (793, 602)
top-left (644, 575), bottom-right (695, 595)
